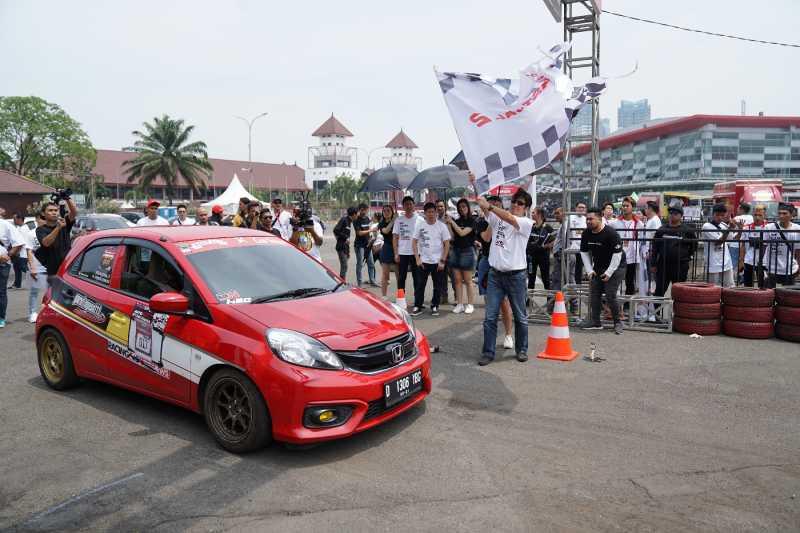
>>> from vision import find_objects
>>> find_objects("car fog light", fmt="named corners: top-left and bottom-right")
top-left (303, 406), bottom-right (353, 428)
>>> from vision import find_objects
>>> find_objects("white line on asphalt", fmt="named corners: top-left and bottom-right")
top-left (26, 472), bottom-right (144, 523)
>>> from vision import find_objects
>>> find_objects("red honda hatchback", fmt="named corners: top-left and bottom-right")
top-left (36, 226), bottom-right (431, 452)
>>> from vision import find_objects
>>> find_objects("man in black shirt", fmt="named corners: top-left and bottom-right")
top-left (353, 203), bottom-right (376, 287)
top-left (579, 207), bottom-right (626, 334)
top-left (652, 203), bottom-right (697, 299)
top-left (333, 207), bottom-right (358, 279)
top-left (526, 207), bottom-right (554, 289)
top-left (34, 197), bottom-right (77, 284)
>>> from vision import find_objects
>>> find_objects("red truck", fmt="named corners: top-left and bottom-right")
top-left (712, 179), bottom-right (783, 219)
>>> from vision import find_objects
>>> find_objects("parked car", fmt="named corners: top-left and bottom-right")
top-left (119, 212), bottom-right (143, 225)
top-left (35, 226), bottom-right (430, 452)
top-left (70, 214), bottom-right (131, 240)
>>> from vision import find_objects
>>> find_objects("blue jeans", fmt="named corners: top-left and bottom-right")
top-left (354, 246), bottom-right (375, 285)
top-left (482, 269), bottom-right (528, 359)
top-left (476, 256), bottom-right (490, 296)
top-left (0, 263), bottom-right (10, 320)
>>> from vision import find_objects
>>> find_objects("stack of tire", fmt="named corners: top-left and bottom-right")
top-left (721, 287), bottom-right (775, 339)
top-left (671, 282), bottom-right (722, 335)
top-left (775, 286), bottom-right (800, 343)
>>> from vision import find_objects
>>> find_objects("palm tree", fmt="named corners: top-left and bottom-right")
top-left (122, 115), bottom-right (213, 204)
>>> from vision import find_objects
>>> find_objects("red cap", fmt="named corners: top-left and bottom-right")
top-left (146, 199), bottom-right (161, 208)
top-left (211, 205), bottom-right (224, 214)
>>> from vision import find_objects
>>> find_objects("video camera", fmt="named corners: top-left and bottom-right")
top-left (290, 191), bottom-right (314, 230)
top-left (50, 188), bottom-right (73, 218)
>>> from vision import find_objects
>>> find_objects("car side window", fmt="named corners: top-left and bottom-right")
top-left (121, 245), bottom-right (184, 300)
top-left (76, 245), bottom-right (117, 286)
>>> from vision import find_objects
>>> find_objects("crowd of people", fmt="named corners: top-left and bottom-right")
top-left (2, 187), bottom-right (798, 366)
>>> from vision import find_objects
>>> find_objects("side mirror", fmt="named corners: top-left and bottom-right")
top-left (149, 292), bottom-right (190, 315)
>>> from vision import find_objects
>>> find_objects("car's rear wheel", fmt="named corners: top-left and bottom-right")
top-left (203, 368), bottom-right (271, 453)
top-left (37, 329), bottom-right (79, 390)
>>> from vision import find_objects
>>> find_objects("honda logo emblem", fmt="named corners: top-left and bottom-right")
top-left (389, 344), bottom-right (404, 364)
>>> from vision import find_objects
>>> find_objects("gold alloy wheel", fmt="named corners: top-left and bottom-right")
top-left (40, 337), bottom-right (65, 383)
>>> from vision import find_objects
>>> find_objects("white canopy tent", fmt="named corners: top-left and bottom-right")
top-left (201, 174), bottom-right (261, 214)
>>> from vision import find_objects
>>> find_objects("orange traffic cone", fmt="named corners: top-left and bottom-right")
top-left (538, 291), bottom-right (579, 361)
top-left (396, 289), bottom-right (407, 309)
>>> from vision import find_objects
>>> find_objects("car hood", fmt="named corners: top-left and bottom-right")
top-left (228, 288), bottom-right (411, 351)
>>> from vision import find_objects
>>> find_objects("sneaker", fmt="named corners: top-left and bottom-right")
top-left (646, 315), bottom-right (657, 323)
top-left (516, 353), bottom-right (528, 362)
top-left (452, 304), bottom-right (464, 314)
top-left (579, 320), bottom-right (603, 330)
top-left (614, 321), bottom-right (624, 335)
top-left (431, 306), bottom-right (440, 316)
top-left (503, 335), bottom-right (514, 349)
top-left (28, 312), bottom-right (38, 323)
top-left (464, 304), bottom-right (475, 314)
top-left (478, 355), bottom-right (493, 366)
top-left (410, 307), bottom-right (423, 317)
top-left (0, 319), bottom-right (5, 328)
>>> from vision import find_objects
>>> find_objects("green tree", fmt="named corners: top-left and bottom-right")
top-left (0, 96), bottom-right (95, 179)
top-left (122, 115), bottom-right (212, 205)
top-left (328, 174), bottom-right (368, 209)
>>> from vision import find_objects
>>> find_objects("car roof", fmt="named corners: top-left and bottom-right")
top-left (83, 225), bottom-right (272, 244)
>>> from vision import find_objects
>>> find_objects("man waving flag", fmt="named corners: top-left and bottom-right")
top-left (436, 43), bottom-right (606, 195)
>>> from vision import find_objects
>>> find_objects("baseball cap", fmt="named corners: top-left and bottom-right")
top-left (147, 199), bottom-right (160, 208)
top-left (486, 195), bottom-right (501, 202)
top-left (211, 205), bottom-right (224, 214)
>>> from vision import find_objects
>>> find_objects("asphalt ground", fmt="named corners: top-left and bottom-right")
top-left (1, 234), bottom-right (799, 532)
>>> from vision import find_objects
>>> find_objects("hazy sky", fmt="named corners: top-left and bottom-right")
top-left (2, 0), bottom-right (799, 172)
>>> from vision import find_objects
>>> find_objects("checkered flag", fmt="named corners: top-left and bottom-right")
top-left (436, 44), bottom-right (606, 194)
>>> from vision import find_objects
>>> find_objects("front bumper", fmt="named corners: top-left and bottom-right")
top-left (259, 332), bottom-right (432, 444)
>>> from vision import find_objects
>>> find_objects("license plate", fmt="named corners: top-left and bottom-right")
top-left (384, 369), bottom-right (423, 408)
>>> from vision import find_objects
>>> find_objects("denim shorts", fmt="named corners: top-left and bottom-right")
top-left (448, 247), bottom-right (476, 271)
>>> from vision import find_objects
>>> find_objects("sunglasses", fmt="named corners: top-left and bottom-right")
top-left (513, 200), bottom-right (528, 207)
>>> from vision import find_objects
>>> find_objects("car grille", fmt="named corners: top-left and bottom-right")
top-left (336, 333), bottom-right (416, 373)
top-left (363, 391), bottom-right (420, 422)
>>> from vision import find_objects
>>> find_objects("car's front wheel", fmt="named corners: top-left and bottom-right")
top-left (203, 368), bottom-right (272, 453)
top-left (37, 329), bottom-right (79, 390)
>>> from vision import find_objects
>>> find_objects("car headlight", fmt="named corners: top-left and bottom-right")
top-left (266, 329), bottom-right (343, 370)
top-left (391, 303), bottom-right (416, 338)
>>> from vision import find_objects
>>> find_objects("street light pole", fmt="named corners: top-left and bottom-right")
top-left (365, 145), bottom-right (385, 170)
top-left (234, 112), bottom-right (268, 193)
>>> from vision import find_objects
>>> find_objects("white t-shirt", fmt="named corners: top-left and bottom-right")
top-left (294, 220), bottom-right (324, 261)
top-left (733, 214), bottom-right (754, 241)
top-left (568, 215), bottom-right (586, 250)
top-left (611, 217), bottom-right (643, 264)
top-left (136, 215), bottom-right (169, 226)
top-left (23, 228), bottom-right (47, 274)
top-left (170, 216), bottom-right (195, 226)
top-left (702, 221), bottom-right (734, 273)
top-left (0, 244), bottom-right (7, 261)
top-left (413, 219), bottom-right (450, 264)
top-left (0, 219), bottom-right (25, 251)
top-left (763, 222), bottom-right (800, 275)
top-left (742, 221), bottom-right (766, 265)
top-left (487, 212), bottom-right (534, 271)
top-left (274, 210), bottom-right (293, 240)
top-left (393, 213), bottom-right (421, 256)
top-left (642, 215), bottom-right (662, 259)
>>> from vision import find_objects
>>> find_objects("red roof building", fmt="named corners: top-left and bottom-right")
top-left (0, 169), bottom-right (55, 216)
top-left (538, 114), bottom-right (800, 199)
top-left (385, 130), bottom-right (418, 149)
top-left (312, 114), bottom-right (354, 137)
top-left (92, 149), bottom-right (307, 201)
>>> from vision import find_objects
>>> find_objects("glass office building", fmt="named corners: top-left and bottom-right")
top-left (537, 115), bottom-right (800, 201)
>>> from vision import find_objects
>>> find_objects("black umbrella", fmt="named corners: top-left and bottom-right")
top-left (449, 150), bottom-right (467, 170)
top-left (407, 165), bottom-right (470, 190)
top-left (359, 164), bottom-right (418, 192)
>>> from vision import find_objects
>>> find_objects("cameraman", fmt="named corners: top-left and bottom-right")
top-left (290, 216), bottom-right (324, 261)
top-left (34, 193), bottom-right (78, 285)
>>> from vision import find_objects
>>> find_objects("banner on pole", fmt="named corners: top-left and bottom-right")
top-left (435, 43), bottom-right (606, 195)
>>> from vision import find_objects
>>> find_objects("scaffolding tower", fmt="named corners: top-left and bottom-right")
top-left (559, 0), bottom-right (601, 210)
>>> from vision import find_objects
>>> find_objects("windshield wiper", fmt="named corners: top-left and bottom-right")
top-left (251, 287), bottom-right (331, 304)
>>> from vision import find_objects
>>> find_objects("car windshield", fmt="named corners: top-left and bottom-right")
top-left (91, 217), bottom-right (129, 230)
top-left (183, 238), bottom-right (339, 304)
